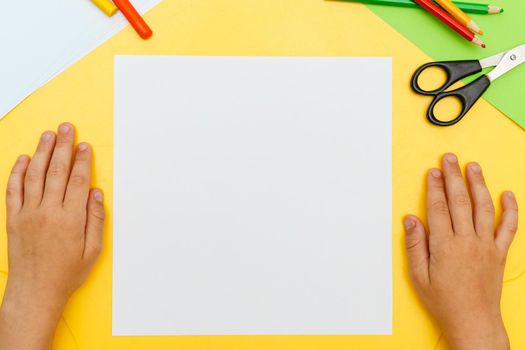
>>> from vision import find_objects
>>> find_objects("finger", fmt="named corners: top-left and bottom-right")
top-left (64, 143), bottom-right (92, 210)
top-left (404, 215), bottom-right (430, 288)
top-left (426, 168), bottom-right (453, 239)
top-left (442, 153), bottom-right (474, 235)
top-left (84, 189), bottom-right (105, 261)
top-left (495, 191), bottom-right (518, 254)
top-left (6, 155), bottom-right (30, 215)
top-left (43, 123), bottom-right (75, 205)
top-left (466, 162), bottom-right (495, 239)
top-left (23, 131), bottom-right (56, 208)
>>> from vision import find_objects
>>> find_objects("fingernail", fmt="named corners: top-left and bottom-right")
top-left (430, 169), bottom-right (442, 178)
top-left (506, 191), bottom-right (515, 199)
top-left (78, 143), bottom-right (89, 152)
top-left (18, 155), bottom-right (29, 163)
top-left (404, 217), bottom-right (416, 230)
top-left (445, 153), bottom-right (457, 163)
top-left (470, 163), bottom-right (481, 173)
top-left (59, 124), bottom-right (71, 134)
top-left (41, 132), bottom-right (53, 141)
top-left (94, 191), bottom-right (103, 202)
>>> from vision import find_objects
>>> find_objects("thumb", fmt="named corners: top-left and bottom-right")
top-left (404, 215), bottom-right (430, 288)
top-left (495, 191), bottom-right (518, 255)
top-left (84, 188), bottom-right (106, 261)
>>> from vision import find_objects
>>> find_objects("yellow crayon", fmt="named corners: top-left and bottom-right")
top-left (91, 0), bottom-right (119, 17)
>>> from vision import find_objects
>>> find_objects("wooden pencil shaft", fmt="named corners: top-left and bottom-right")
top-left (413, 0), bottom-right (485, 47)
top-left (435, 0), bottom-right (471, 24)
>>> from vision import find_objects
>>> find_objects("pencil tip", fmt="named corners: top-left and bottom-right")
top-left (472, 37), bottom-right (486, 48)
top-left (468, 21), bottom-right (483, 35)
top-left (488, 5), bottom-right (503, 14)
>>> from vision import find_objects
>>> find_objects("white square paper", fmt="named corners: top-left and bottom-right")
top-left (113, 56), bottom-right (392, 335)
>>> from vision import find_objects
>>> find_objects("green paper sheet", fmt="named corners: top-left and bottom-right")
top-left (365, 0), bottom-right (525, 128)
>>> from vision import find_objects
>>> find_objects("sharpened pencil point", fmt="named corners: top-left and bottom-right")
top-left (488, 5), bottom-right (503, 14)
top-left (467, 20), bottom-right (483, 35)
top-left (472, 36), bottom-right (486, 48)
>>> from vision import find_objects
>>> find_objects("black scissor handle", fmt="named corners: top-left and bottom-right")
top-left (411, 60), bottom-right (483, 96)
top-left (427, 75), bottom-right (491, 126)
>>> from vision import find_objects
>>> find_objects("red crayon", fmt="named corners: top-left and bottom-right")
top-left (113, 0), bottom-right (153, 40)
top-left (414, 0), bottom-right (485, 48)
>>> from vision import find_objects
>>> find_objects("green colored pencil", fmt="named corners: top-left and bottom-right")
top-left (330, 0), bottom-right (504, 14)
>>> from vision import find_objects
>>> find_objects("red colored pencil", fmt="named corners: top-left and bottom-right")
top-left (413, 0), bottom-right (485, 48)
top-left (113, 0), bottom-right (153, 40)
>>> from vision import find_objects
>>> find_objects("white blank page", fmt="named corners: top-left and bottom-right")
top-left (113, 56), bottom-right (392, 336)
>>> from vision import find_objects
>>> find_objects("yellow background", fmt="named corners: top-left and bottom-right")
top-left (1, 0), bottom-right (525, 348)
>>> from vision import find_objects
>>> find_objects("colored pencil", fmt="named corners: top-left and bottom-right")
top-left (112, 0), bottom-right (153, 40)
top-left (413, 0), bottom-right (485, 48)
top-left (452, 1), bottom-right (504, 15)
top-left (434, 0), bottom-right (482, 34)
top-left (449, 2), bottom-right (503, 14)
top-left (328, 0), bottom-right (504, 15)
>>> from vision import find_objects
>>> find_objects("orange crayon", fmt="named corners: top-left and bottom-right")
top-left (113, 0), bottom-right (153, 40)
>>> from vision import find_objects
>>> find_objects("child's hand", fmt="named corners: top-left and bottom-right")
top-left (404, 153), bottom-right (517, 350)
top-left (0, 123), bottom-right (105, 350)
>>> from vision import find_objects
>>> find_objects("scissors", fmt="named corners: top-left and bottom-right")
top-left (411, 43), bottom-right (525, 126)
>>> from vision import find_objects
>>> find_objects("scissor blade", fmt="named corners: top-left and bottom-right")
top-left (487, 44), bottom-right (525, 82)
top-left (479, 52), bottom-right (507, 68)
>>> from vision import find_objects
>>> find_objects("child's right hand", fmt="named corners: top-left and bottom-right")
top-left (404, 153), bottom-right (517, 350)
top-left (0, 123), bottom-right (105, 350)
